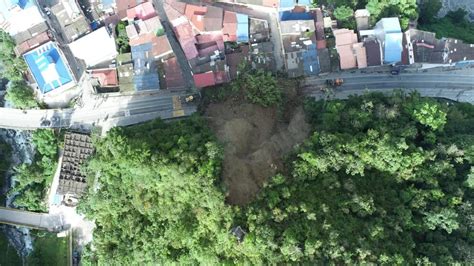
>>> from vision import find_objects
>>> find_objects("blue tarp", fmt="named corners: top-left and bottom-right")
top-left (297, 0), bottom-right (311, 6)
top-left (279, 0), bottom-right (294, 9)
top-left (23, 42), bottom-right (73, 94)
top-left (384, 33), bottom-right (403, 63)
top-left (279, 11), bottom-right (313, 21)
top-left (236, 14), bottom-right (249, 42)
top-left (131, 44), bottom-right (160, 91)
top-left (302, 44), bottom-right (320, 75)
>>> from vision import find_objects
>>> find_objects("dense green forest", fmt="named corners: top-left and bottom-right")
top-left (419, 4), bottom-right (474, 44)
top-left (328, 0), bottom-right (417, 29)
top-left (80, 93), bottom-right (473, 264)
top-left (10, 129), bottom-right (60, 212)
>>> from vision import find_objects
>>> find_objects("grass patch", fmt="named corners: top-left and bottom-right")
top-left (0, 232), bottom-right (22, 265)
top-left (28, 231), bottom-right (69, 266)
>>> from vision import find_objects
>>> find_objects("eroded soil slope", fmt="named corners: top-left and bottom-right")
top-left (206, 101), bottom-right (310, 205)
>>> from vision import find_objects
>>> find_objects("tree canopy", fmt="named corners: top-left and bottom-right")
top-left (79, 117), bottom-right (242, 264)
top-left (80, 93), bottom-right (473, 264)
top-left (10, 129), bottom-right (59, 212)
top-left (5, 81), bottom-right (38, 109)
top-left (0, 30), bottom-right (27, 81)
top-left (242, 93), bottom-right (473, 264)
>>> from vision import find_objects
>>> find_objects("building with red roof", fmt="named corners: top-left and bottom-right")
top-left (164, 57), bottom-right (186, 89)
top-left (117, 0), bottom-right (144, 20)
top-left (185, 4), bottom-right (207, 32)
top-left (223, 11), bottom-right (238, 42)
top-left (126, 1), bottom-right (156, 21)
top-left (15, 31), bottom-right (51, 56)
top-left (90, 68), bottom-right (119, 87)
top-left (193, 71), bottom-right (216, 88)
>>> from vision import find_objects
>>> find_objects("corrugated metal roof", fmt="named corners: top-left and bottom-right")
top-left (237, 14), bottom-right (249, 42)
top-left (131, 43), bottom-right (160, 91)
top-left (279, 0), bottom-right (294, 9)
top-left (302, 44), bottom-right (319, 75)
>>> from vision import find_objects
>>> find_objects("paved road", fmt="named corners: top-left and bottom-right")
top-left (0, 89), bottom-right (197, 130)
top-left (0, 207), bottom-right (66, 232)
top-left (303, 68), bottom-right (474, 103)
top-left (154, 0), bottom-right (195, 89)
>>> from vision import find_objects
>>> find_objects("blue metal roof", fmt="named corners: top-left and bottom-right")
top-left (297, 0), bottom-right (311, 6)
top-left (302, 44), bottom-right (320, 75)
top-left (131, 44), bottom-right (160, 91)
top-left (279, 0), bottom-right (294, 9)
top-left (23, 42), bottom-right (74, 94)
top-left (279, 10), bottom-right (313, 21)
top-left (384, 32), bottom-right (403, 63)
top-left (237, 14), bottom-right (249, 42)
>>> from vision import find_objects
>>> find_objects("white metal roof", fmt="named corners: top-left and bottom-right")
top-left (69, 27), bottom-right (118, 67)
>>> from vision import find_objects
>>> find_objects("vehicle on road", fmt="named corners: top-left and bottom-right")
top-left (326, 78), bottom-right (344, 87)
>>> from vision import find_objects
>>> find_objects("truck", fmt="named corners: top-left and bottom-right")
top-left (326, 78), bottom-right (344, 87)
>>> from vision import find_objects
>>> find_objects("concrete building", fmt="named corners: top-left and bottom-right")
top-left (23, 42), bottom-right (76, 94)
top-left (0, 0), bottom-right (44, 35)
top-left (374, 17), bottom-right (403, 64)
top-left (69, 27), bottom-right (118, 67)
top-left (355, 9), bottom-right (370, 31)
top-left (51, 0), bottom-right (91, 42)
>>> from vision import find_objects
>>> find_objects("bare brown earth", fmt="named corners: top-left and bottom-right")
top-left (205, 90), bottom-right (310, 205)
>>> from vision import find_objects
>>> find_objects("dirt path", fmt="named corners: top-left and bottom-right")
top-left (206, 100), bottom-right (310, 205)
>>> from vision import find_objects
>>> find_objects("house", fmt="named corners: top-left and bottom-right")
top-left (333, 28), bottom-right (358, 69)
top-left (12, 22), bottom-right (48, 44)
top-left (23, 41), bottom-right (76, 94)
top-left (116, 0), bottom-right (145, 20)
top-left (364, 39), bottom-right (383, 66)
top-left (0, 0), bottom-right (44, 35)
top-left (126, 1), bottom-right (155, 21)
top-left (51, 0), bottom-right (90, 43)
top-left (126, 16), bottom-right (173, 60)
top-left (249, 18), bottom-right (270, 43)
top-left (223, 11), bottom-right (238, 42)
top-left (90, 68), bottom-right (119, 92)
top-left (250, 40), bottom-right (275, 72)
top-left (226, 45), bottom-right (249, 79)
top-left (14, 31), bottom-right (51, 56)
top-left (374, 17), bottom-right (403, 64)
top-left (280, 19), bottom-right (320, 77)
top-left (131, 43), bottom-right (160, 91)
top-left (237, 14), bottom-right (249, 42)
top-left (355, 9), bottom-right (370, 31)
top-left (69, 27), bottom-right (118, 67)
top-left (204, 6), bottom-right (224, 32)
top-left (163, 57), bottom-right (186, 89)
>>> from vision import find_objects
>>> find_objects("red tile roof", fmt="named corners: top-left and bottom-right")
top-left (164, 57), bottom-right (185, 89)
top-left (90, 68), bottom-right (119, 87)
top-left (127, 2), bottom-right (156, 21)
top-left (174, 22), bottom-right (199, 60)
top-left (193, 71), bottom-right (215, 88)
top-left (204, 6), bottom-right (223, 32)
top-left (117, 0), bottom-right (142, 20)
top-left (165, 0), bottom-right (186, 14)
top-left (223, 11), bottom-right (237, 42)
top-left (15, 31), bottom-right (50, 56)
top-left (262, 0), bottom-right (279, 7)
top-left (185, 4), bottom-right (207, 32)
top-left (196, 33), bottom-right (225, 57)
